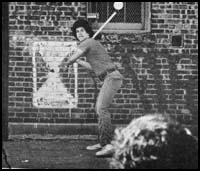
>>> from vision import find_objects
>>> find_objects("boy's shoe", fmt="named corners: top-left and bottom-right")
top-left (86, 143), bottom-right (102, 150)
top-left (95, 144), bottom-right (114, 157)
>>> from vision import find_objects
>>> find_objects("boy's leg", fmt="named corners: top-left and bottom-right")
top-left (96, 76), bottom-right (122, 146)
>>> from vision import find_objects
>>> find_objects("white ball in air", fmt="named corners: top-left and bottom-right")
top-left (113, 2), bottom-right (123, 10)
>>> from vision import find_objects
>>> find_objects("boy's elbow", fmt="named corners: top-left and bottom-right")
top-left (76, 48), bottom-right (85, 57)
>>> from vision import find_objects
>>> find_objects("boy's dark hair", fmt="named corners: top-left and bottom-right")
top-left (71, 19), bottom-right (94, 40)
top-left (71, 19), bottom-right (101, 40)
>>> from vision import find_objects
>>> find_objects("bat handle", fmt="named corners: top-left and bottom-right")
top-left (92, 11), bottom-right (117, 39)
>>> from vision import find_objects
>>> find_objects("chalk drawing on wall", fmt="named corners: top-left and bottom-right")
top-left (32, 41), bottom-right (78, 108)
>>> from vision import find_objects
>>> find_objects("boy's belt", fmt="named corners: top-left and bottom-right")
top-left (98, 68), bottom-right (117, 81)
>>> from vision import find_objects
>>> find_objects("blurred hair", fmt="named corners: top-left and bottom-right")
top-left (110, 114), bottom-right (198, 169)
top-left (71, 19), bottom-right (101, 40)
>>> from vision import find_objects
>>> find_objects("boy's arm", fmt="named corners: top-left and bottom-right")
top-left (76, 59), bottom-right (92, 70)
top-left (65, 48), bottom-right (85, 66)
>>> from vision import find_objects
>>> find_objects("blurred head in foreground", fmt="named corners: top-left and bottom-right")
top-left (110, 114), bottom-right (198, 169)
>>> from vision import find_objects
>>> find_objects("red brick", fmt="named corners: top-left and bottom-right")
top-left (9, 118), bottom-right (24, 122)
top-left (24, 118), bottom-right (39, 122)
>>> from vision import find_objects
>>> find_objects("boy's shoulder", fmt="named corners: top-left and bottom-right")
top-left (84, 38), bottom-right (96, 43)
top-left (79, 38), bottom-right (99, 47)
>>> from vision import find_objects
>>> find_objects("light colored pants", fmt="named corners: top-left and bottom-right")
top-left (96, 70), bottom-right (123, 146)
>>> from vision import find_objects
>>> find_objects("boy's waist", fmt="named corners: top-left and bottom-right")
top-left (97, 67), bottom-right (118, 81)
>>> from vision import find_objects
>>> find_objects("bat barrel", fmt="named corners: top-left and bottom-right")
top-left (92, 11), bottom-right (117, 39)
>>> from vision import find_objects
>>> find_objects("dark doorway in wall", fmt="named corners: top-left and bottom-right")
top-left (2, 2), bottom-right (9, 141)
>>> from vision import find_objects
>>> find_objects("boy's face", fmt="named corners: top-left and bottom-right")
top-left (76, 27), bottom-right (90, 41)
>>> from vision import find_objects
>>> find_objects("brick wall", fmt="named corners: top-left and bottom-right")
top-left (7, 2), bottom-right (198, 133)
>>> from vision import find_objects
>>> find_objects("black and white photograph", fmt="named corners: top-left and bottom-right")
top-left (2, 2), bottom-right (198, 169)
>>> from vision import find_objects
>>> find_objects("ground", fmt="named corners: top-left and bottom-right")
top-left (2, 136), bottom-right (110, 169)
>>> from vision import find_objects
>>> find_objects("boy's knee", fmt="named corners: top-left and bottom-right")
top-left (96, 105), bottom-right (108, 116)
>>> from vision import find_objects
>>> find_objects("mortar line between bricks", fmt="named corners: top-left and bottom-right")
top-left (9, 122), bottom-right (126, 128)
